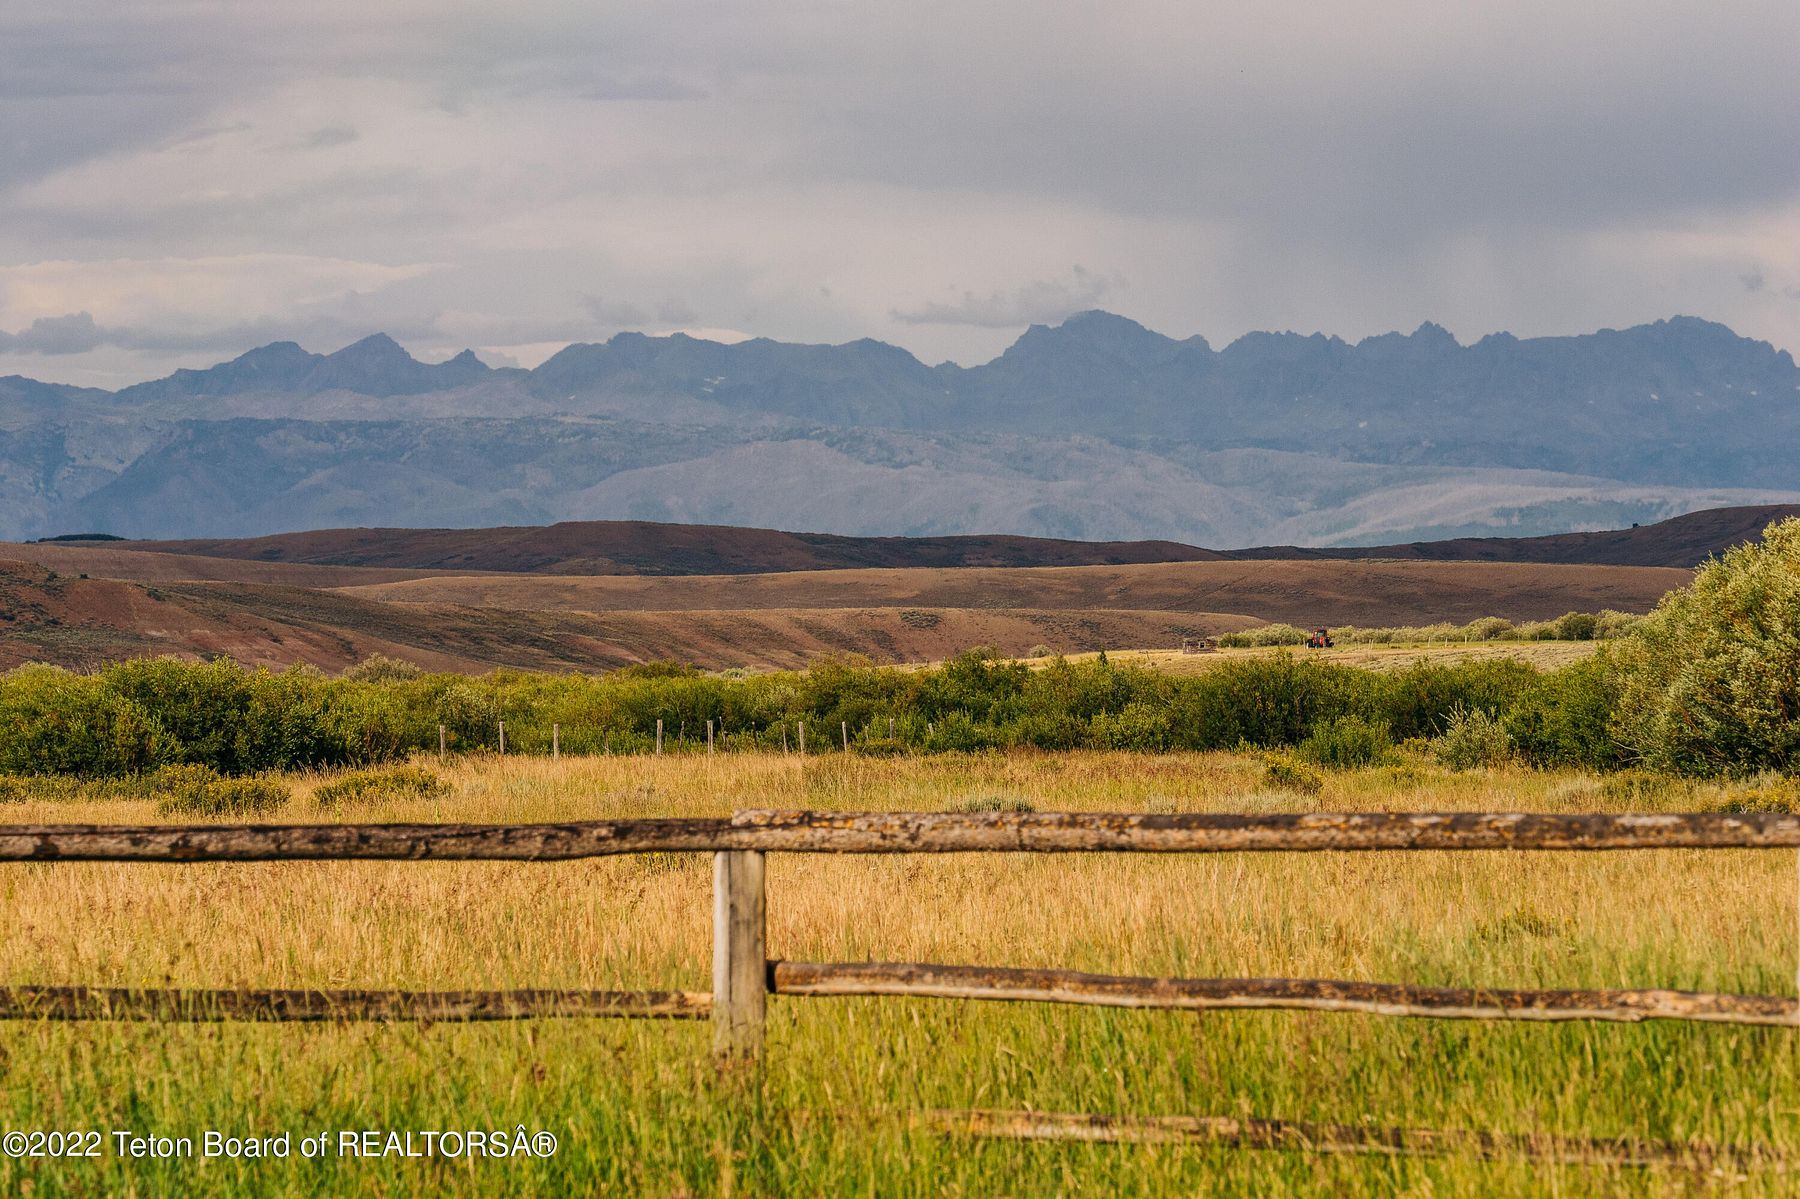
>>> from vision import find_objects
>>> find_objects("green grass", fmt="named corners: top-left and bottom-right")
top-left (3, 750), bottom-right (1797, 1195)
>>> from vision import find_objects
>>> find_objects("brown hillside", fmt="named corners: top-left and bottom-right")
top-left (0, 561), bottom-right (1256, 673)
top-left (0, 542), bottom-right (461, 586)
top-left (340, 558), bottom-right (1690, 628)
top-left (1232, 504), bottom-right (1800, 568)
top-left (80, 521), bottom-right (1221, 575)
top-left (37, 505), bottom-right (1794, 578)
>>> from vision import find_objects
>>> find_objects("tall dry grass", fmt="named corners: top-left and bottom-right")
top-left (2, 750), bottom-right (1795, 1196)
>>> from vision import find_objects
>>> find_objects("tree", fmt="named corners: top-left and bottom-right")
top-left (1609, 518), bottom-right (1800, 775)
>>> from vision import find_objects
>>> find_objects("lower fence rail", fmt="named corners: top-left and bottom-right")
top-left (0, 986), bottom-right (708, 1022)
top-left (771, 960), bottom-right (1800, 1027)
top-left (874, 1108), bottom-right (1790, 1174)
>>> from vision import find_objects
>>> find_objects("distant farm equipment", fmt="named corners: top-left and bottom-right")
top-left (1306, 627), bottom-right (1334, 648)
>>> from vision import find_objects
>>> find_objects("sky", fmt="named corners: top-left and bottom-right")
top-left (2, 0), bottom-right (1798, 387)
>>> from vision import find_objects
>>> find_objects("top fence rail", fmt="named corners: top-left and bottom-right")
top-left (3, 810), bottom-right (1798, 862)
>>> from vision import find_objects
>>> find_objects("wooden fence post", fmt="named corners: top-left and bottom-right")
top-left (798, 722), bottom-right (805, 754)
top-left (707, 719), bottom-right (715, 754)
top-left (713, 849), bottom-right (766, 1059)
top-left (841, 721), bottom-right (849, 751)
top-left (783, 726), bottom-right (790, 753)
top-left (656, 719), bottom-right (663, 755)
top-left (498, 721), bottom-right (506, 755)
top-left (438, 724), bottom-right (446, 759)
top-left (552, 724), bottom-right (560, 761)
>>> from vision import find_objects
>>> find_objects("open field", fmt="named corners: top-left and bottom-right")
top-left (2, 750), bottom-right (1796, 1195)
top-left (0, 544), bottom-right (1675, 674)
top-left (1035, 641), bottom-right (1602, 674)
top-left (333, 558), bottom-right (1690, 625)
top-left (0, 561), bottom-right (1260, 673)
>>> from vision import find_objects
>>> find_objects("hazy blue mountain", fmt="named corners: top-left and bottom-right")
top-left (2, 313), bottom-right (1797, 544)
top-left (112, 334), bottom-right (493, 404)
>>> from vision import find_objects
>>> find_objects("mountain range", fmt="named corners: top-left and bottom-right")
top-left (3, 312), bottom-right (1798, 545)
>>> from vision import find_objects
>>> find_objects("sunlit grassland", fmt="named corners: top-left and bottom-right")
top-left (2, 750), bottom-right (1796, 1196)
top-left (1046, 640), bottom-right (1601, 675)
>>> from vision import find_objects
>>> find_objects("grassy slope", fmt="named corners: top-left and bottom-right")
top-left (337, 558), bottom-right (1690, 626)
top-left (2, 751), bottom-right (1794, 1196)
top-left (0, 560), bottom-right (1261, 672)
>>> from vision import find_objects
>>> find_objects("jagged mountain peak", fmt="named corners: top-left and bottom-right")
top-left (328, 332), bottom-right (412, 362)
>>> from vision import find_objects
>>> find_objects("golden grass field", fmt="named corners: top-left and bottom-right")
top-left (3, 748), bottom-right (1797, 1196)
top-left (1030, 641), bottom-right (1602, 674)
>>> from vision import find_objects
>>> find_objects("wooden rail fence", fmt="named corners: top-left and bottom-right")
top-left (8, 807), bottom-right (1796, 1169)
top-left (4, 809), bottom-right (1799, 1052)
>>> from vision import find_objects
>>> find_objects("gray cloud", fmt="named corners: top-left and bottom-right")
top-left (1, 0), bottom-right (1798, 386)
top-left (0, 312), bottom-right (130, 354)
top-left (892, 267), bottom-right (1114, 328)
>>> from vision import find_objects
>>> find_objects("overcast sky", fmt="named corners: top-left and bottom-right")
top-left (3, 0), bottom-right (1798, 387)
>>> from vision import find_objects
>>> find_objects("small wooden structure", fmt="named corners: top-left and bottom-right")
top-left (1180, 637), bottom-right (1219, 655)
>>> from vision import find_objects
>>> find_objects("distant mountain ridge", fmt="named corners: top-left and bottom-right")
top-left (56, 503), bottom-right (1797, 576)
top-left (3, 312), bottom-right (1797, 544)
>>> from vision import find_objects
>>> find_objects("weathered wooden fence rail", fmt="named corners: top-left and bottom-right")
top-left (6, 809), bottom-right (1800, 861)
top-left (4, 810), bottom-right (1798, 1052)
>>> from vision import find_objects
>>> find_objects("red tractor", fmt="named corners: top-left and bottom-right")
top-left (1306, 627), bottom-right (1333, 649)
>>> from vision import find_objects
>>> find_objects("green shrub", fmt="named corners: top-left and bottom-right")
top-left (1261, 751), bottom-right (1324, 794)
top-left (1551, 611), bottom-right (1600, 641)
top-left (343, 654), bottom-right (423, 683)
top-left (151, 764), bottom-right (290, 818)
top-left (924, 712), bottom-right (1002, 753)
top-left (1432, 704), bottom-right (1513, 771)
top-left (1504, 655), bottom-right (1622, 770)
top-left (314, 764), bottom-right (449, 808)
top-left (1594, 610), bottom-right (1644, 640)
top-left (1610, 518), bottom-right (1800, 776)
top-left (1462, 617), bottom-right (1516, 641)
top-left (1297, 716), bottom-right (1394, 769)
top-left (1089, 701), bottom-right (1174, 751)
top-left (0, 666), bottom-right (176, 777)
top-left (1218, 623), bottom-right (1310, 648)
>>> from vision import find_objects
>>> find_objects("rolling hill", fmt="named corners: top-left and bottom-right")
top-left (1, 507), bottom-right (1762, 673)
top-left (38, 502), bottom-right (1793, 576)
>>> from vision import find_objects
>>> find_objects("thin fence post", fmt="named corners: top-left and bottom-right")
top-left (888, 717), bottom-right (895, 739)
top-left (498, 721), bottom-right (506, 755)
top-left (713, 849), bottom-right (766, 1060)
top-left (707, 719), bottom-right (715, 754)
top-left (841, 721), bottom-right (849, 752)
top-left (798, 721), bottom-right (805, 754)
top-left (438, 724), bottom-right (446, 759)
top-left (783, 726), bottom-right (789, 753)
top-left (656, 719), bottom-right (663, 755)
top-left (552, 724), bottom-right (560, 761)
